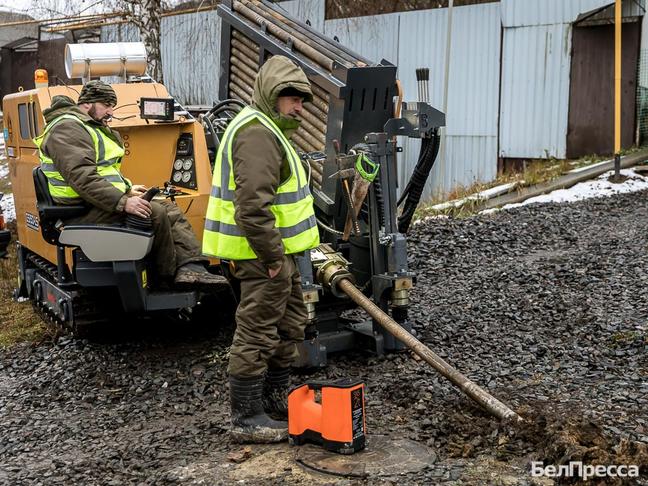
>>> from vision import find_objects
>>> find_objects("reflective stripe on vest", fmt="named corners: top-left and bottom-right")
top-left (202, 106), bottom-right (320, 260)
top-left (34, 114), bottom-right (127, 200)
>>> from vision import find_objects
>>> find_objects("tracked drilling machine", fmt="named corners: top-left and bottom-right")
top-left (211, 0), bottom-right (445, 367)
top-left (2, 43), bottom-right (226, 332)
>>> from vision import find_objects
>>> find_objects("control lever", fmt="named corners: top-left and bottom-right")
top-left (140, 186), bottom-right (160, 201)
top-left (126, 186), bottom-right (160, 231)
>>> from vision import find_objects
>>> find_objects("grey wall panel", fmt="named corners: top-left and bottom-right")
top-left (324, 14), bottom-right (400, 66)
top-left (397, 3), bottom-right (501, 198)
top-left (102, 1), bottom-right (648, 200)
top-left (100, 23), bottom-right (139, 43)
top-left (278, 0), bottom-right (325, 32)
top-left (102, 13), bottom-right (221, 105)
top-left (160, 10), bottom-right (221, 105)
top-left (499, 23), bottom-right (572, 159)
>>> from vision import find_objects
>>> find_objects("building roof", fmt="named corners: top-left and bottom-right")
top-left (1, 36), bottom-right (37, 51)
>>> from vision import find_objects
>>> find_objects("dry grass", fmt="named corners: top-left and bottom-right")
top-left (0, 223), bottom-right (52, 348)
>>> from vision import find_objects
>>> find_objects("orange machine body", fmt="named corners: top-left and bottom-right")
top-left (288, 380), bottom-right (366, 454)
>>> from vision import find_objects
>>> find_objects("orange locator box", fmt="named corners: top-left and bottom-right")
top-left (288, 379), bottom-right (366, 454)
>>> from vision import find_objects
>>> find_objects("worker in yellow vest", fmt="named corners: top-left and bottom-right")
top-left (36, 80), bottom-right (228, 289)
top-left (203, 56), bottom-right (319, 443)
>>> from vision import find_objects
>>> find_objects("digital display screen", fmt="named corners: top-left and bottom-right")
top-left (143, 100), bottom-right (167, 117)
top-left (139, 97), bottom-right (174, 120)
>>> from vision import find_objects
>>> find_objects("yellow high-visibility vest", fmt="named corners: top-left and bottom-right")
top-left (35, 114), bottom-right (128, 202)
top-left (203, 106), bottom-right (319, 260)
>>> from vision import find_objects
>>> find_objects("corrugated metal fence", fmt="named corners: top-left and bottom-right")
top-left (101, 1), bottom-right (499, 199)
top-left (101, 0), bottom-right (646, 199)
top-left (101, 11), bottom-right (223, 105)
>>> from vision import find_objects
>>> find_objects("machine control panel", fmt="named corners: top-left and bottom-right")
top-left (170, 134), bottom-right (196, 189)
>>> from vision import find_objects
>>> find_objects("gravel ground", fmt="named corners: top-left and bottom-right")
top-left (1, 189), bottom-right (648, 485)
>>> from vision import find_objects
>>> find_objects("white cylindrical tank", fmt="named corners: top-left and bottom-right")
top-left (65, 42), bottom-right (148, 78)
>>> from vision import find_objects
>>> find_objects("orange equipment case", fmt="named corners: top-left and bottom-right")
top-left (288, 379), bottom-right (366, 454)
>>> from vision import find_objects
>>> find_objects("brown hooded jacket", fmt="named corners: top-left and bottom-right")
top-left (40, 95), bottom-right (131, 212)
top-left (232, 56), bottom-right (313, 269)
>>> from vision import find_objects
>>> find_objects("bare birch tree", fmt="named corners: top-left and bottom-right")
top-left (115, 0), bottom-right (165, 83)
top-left (8, 0), bottom-right (171, 83)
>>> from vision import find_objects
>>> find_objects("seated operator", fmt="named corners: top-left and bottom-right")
top-left (35, 80), bottom-right (229, 289)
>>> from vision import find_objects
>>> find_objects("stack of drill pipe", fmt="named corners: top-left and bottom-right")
top-left (293, 129), bottom-right (323, 153)
top-left (230, 27), bottom-right (328, 124)
top-left (309, 160), bottom-right (323, 189)
top-left (226, 8), bottom-right (332, 153)
top-left (251, 0), bottom-right (369, 68)
top-left (232, 24), bottom-right (329, 99)
top-left (229, 84), bottom-right (251, 103)
top-left (234, 0), bottom-right (362, 73)
top-left (298, 115), bottom-right (326, 147)
top-left (229, 30), bottom-right (260, 102)
top-left (230, 0), bottom-right (341, 121)
top-left (300, 109), bottom-right (326, 138)
top-left (247, 0), bottom-right (367, 69)
top-left (232, 29), bottom-right (259, 54)
top-left (307, 85), bottom-right (329, 117)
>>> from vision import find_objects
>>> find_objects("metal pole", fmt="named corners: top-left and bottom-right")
top-left (337, 278), bottom-right (522, 422)
top-left (440, 0), bottom-right (454, 196)
top-left (614, 0), bottom-right (622, 179)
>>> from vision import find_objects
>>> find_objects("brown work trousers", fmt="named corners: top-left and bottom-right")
top-left (228, 254), bottom-right (307, 377)
top-left (66, 200), bottom-right (204, 278)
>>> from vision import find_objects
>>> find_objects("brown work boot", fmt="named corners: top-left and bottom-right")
top-left (174, 263), bottom-right (230, 290)
top-left (230, 375), bottom-right (288, 444)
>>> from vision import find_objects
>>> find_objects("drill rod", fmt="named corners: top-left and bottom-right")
top-left (337, 278), bottom-right (522, 422)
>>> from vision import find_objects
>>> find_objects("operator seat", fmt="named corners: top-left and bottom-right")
top-left (32, 166), bottom-right (154, 262)
top-left (33, 166), bottom-right (88, 245)
top-left (31, 166), bottom-right (197, 314)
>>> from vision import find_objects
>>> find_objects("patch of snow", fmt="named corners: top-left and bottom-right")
top-left (0, 132), bottom-right (15, 222)
top-left (482, 169), bottom-right (648, 215)
top-left (568, 158), bottom-right (612, 174)
top-left (429, 181), bottom-right (522, 212)
top-left (480, 207), bottom-right (499, 215)
top-left (1, 193), bottom-right (15, 222)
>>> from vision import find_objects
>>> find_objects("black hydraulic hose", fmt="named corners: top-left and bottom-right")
top-left (206, 98), bottom-right (246, 118)
top-left (397, 132), bottom-right (436, 206)
top-left (202, 99), bottom-right (245, 155)
top-left (397, 130), bottom-right (441, 234)
top-left (202, 114), bottom-right (220, 150)
top-left (398, 134), bottom-right (439, 231)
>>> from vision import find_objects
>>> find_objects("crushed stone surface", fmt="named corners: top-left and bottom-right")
top-left (1, 190), bottom-right (648, 485)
